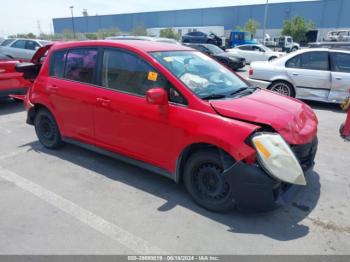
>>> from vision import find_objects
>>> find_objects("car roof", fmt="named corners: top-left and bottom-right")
top-left (50, 40), bottom-right (192, 53)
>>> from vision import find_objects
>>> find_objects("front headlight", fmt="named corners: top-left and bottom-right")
top-left (252, 133), bottom-right (306, 186)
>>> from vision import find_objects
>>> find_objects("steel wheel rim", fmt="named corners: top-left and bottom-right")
top-left (192, 163), bottom-right (231, 203)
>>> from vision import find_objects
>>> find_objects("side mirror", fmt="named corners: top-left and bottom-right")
top-left (146, 88), bottom-right (168, 106)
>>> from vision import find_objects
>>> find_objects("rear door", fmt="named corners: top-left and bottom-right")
top-left (285, 51), bottom-right (331, 100)
top-left (7, 40), bottom-right (28, 60)
top-left (329, 51), bottom-right (350, 102)
top-left (46, 47), bottom-right (98, 143)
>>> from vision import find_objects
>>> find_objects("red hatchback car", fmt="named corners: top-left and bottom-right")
top-left (23, 41), bottom-right (318, 212)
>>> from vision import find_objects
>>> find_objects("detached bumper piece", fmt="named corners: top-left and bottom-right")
top-left (223, 137), bottom-right (318, 212)
top-left (291, 137), bottom-right (318, 172)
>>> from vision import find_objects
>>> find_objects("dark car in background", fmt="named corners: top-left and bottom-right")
top-left (186, 43), bottom-right (246, 70)
top-left (182, 31), bottom-right (222, 47)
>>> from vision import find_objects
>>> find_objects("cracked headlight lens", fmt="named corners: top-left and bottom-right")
top-left (252, 133), bottom-right (306, 186)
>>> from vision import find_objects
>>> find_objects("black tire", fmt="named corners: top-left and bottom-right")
top-left (291, 47), bottom-right (298, 52)
top-left (268, 81), bottom-right (295, 97)
top-left (34, 108), bottom-right (64, 149)
top-left (183, 149), bottom-right (236, 212)
top-left (268, 56), bottom-right (277, 61)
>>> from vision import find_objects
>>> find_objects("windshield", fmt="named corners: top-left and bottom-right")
top-left (205, 45), bottom-right (224, 55)
top-left (150, 51), bottom-right (250, 99)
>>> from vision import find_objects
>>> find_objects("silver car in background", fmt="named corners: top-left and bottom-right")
top-left (105, 35), bottom-right (181, 45)
top-left (248, 48), bottom-right (350, 103)
top-left (0, 38), bottom-right (51, 61)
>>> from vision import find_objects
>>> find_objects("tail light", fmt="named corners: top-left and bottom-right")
top-left (249, 68), bottom-right (253, 77)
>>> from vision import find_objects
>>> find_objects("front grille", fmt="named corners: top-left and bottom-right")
top-left (291, 137), bottom-right (318, 171)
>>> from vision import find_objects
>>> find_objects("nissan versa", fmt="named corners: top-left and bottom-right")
top-left (21, 41), bottom-right (318, 212)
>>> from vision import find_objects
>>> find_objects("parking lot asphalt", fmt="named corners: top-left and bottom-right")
top-left (0, 71), bottom-right (350, 254)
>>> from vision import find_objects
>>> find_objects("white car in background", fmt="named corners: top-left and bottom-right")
top-left (248, 48), bottom-right (350, 103)
top-left (226, 44), bottom-right (285, 63)
top-left (0, 38), bottom-right (51, 61)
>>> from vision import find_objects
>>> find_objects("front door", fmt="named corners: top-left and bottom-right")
top-left (93, 48), bottom-right (187, 169)
top-left (285, 51), bottom-right (331, 101)
top-left (329, 52), bottom-right (350, 102)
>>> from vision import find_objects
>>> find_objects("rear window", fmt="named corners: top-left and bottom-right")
top-left (1, 39), bottom-right (15, 46)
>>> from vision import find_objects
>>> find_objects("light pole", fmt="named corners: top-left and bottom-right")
top-left (70, 6), bottom-right (76, 39)
top-left (262, 0), bottom-right (269, 44)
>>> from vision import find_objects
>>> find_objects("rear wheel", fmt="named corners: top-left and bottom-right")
top-left (183, 150), bottom-right (236, 212)
top-left (34, 108), bottom-right (64, 149)
top-left (269, 81), bottom-right (295, 97)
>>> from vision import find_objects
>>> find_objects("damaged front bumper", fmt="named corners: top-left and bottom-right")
top-left (223, 137), bottom-right (318, 212)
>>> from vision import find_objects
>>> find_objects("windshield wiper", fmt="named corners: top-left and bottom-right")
top-left (230, 86), bottom-right (258, 97)
top-left (201, 94), bottom-right (227, 100)
top-left (229, 87), bottom-right (249, 96)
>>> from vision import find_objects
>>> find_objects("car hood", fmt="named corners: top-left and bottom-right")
top-left (210, 89), bottom-right (318, 145)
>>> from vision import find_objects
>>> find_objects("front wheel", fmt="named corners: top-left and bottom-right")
top-left (269, 81), bottom-right (295, 97)
top-left (183, 150), bottom-right (236, 212)
top-left (34, 108), bottom-right (64, 149)
top-left (291, 47), bottom-right (298, 52)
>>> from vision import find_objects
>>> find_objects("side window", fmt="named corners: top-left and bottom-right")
top-left (300, 52), bottom-right (329, 71)
top-left (239, 45), bottom-right (252, 51)
top-left (286, 54), bottom-right (301, 68)
top-left (64, 48), bottom-right (98, 84)
top-left (49, 50), bottom-right (67, 78)
top-left (11, 40), bottom-right (26, 49)
top-left (25, 40), bottom-right (40, 51)
top-left (101, 49), bottom-right (187, 104)
top-left (331, 52), bottom-right (350, 73)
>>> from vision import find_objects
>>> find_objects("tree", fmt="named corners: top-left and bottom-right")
top-left (131, 26), bottom-right (147, 36)
top-left (281, 16), bottom-right (315, 43)
top-left (159, 28), bottom-right (180, 40)
top-left (244, 19), bottom-right (260, 35)
top-left (97, 27), bottom-right (121, 39)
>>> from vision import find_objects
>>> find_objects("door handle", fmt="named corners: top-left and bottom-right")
top-left (292, 73), bottom-right (299, 76)
top-left (47, 85), bottom-right (58, 93)
top-left (336, 77), bottom-right (343, 80)
top-left (96, 97), bottom-right (111, 106)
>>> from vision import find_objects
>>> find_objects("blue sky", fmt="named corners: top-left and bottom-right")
top-left (0, 0), bottom-right (315, 36)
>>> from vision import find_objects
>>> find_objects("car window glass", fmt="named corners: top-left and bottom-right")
top-left (300, 52), bottom-right (329, 70)
top-left (11, 40), bottom-right (26, 49)
top-left (64, 48), bottom-right (98, 84)
top-left (331, 52), bottom-right (350, 73)
top-left (239, 45), bottom-right (251, 51)
top-left (286, 54), bottom-right (301, 68)
top-left (1, 39), bottom-right (15, 46)
top-left (49, 50), bottom-right (67, 78)
top-left (101, 49), bottom-right (187, 104)
top-left (25, 40), bottom-right (39, 51)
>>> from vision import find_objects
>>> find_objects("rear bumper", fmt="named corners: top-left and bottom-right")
top-left (247, 78), bottom-right (271, 89)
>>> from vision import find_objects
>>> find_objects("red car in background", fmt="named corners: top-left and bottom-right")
top-left (0, 45), bottom-right (50, 99)
top-left (22, 41), bottom-right (318, 212)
